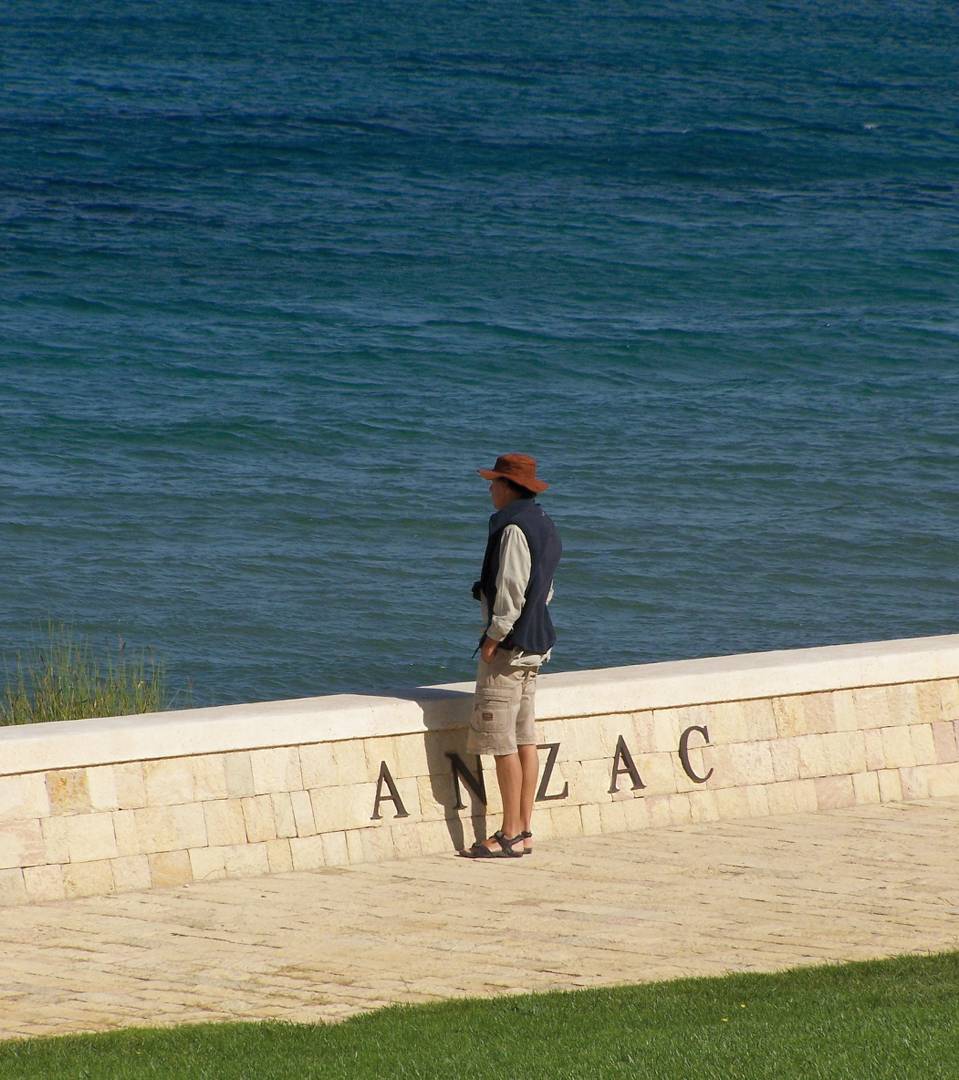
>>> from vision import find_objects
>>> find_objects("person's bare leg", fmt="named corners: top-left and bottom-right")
top-left (477, 752), bottom-right (524, 853)
top-left (518, 743), bottom-right (539, 851)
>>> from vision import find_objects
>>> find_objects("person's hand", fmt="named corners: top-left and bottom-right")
top-left (480, 636), bottom-right (499, 663)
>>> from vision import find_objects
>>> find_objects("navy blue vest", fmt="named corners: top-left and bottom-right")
top-left (478, 497), bottom-right (562, 655)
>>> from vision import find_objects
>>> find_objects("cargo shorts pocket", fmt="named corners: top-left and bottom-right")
top-left (471, 688), bottom-right (515, 736)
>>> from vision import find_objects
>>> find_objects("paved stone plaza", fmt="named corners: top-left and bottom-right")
top-left (1, 797), bottom-right (957, 1042)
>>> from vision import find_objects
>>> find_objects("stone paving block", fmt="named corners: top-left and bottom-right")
top-left (65, 812), bottom-right (119, 863)
top-left (62, 859), bottom-right (114, 899)
top-left (271, 792), bottom-right (297, 838)
top-left (111, 855), bottom-right (152, 892)
top-left (0, 774), bottom-right (50, 824)
top-left (189, 846), bottom-right (227, 883)
top-left (898, 767), bottom-right (929, 801)
top-left (932, 721), bottom-right (959, 764)
top-left (852, 686), bottom-right (893, 729)
top-left (924, 762), bottom-right (959, 798)
top-left (290, 835), bottom-right (326, 871)
top-left (299, 743), bottom-right (338, 788)
top-left (266, 839), bottom-right (293, 874)
top-left (85, 766), bottom-right (119, 811)
top-left (40, 815), bottom-right (69, 863)
top-left (242, 795), bottom-right (278, 843)
top-left (0, 867), bottom-right (27, 906)
top-left (113, 763), bottom-right (147, 809)
top-left (815, 774), bottom-right (856, 810)
top-left (852, 771), bottom-right (880, 805)
top-left (22, 863), bottom-right (65, 902)
top-left (289, 789), bottom-right (317, 837)
top-left (320, 831), bottom-right (349, 866)
top-left (143, 759), bottom-right (195, 807)
top-left (223, 752), bottom-right (255, 797)
top-left (223, 842), bottom-right (270, 878)
top-left (0, 819), bottom-right (44, 870)
top-left (250, 747), bottom-right (303, 795)
top-left (203, 800), bottom-right (247, 847)
top-left (877, 768), bottom-right (903, 802)
top-left (149, 850), bottom-right (193, 888)
top-left (880, 725), bottom-right (916, 769)
top-left (46, 769), bottom-right (91, 815)
top-left (909, 724), bottom-right (937, 766)
top-left (191, 755), bottom-right (229, 801)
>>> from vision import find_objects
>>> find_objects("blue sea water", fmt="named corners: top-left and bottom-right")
top-left (1, 1), bottom-right (957, 708)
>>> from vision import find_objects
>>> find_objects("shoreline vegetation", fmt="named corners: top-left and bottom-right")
top-left (0, 620), bottom-right (192, 727)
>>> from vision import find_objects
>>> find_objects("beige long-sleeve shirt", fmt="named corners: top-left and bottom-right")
top-left (481, 523), bottom-right (555, 667)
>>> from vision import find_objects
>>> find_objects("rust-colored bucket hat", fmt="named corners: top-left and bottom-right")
top-left (476, 452), bottom-right (550, 492)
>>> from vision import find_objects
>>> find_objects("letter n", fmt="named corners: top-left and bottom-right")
top-left (370, 761), bottom-right (409, 820)
top-left (446, 752), bottom-right (487, 811)
top-left (609, 735), bottom-right (645, 794)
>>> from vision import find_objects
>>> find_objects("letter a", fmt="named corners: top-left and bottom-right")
top-left (609, 735), bottom-right (645, 794)
top-left (371, 761), bottom-right (410, 820)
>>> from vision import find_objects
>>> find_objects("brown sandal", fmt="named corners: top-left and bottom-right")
top-left (460, 830), bottom-right (524, 859)
top-left (520, 829), bottom-right (533, 854)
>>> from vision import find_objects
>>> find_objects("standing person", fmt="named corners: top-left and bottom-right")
top-left (460, 453), bottom-right (562, 859)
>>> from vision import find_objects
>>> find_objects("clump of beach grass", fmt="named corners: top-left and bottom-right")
top-left (0, 620), bottom-right (191, 726)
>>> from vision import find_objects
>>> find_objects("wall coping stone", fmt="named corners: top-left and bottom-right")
top-left (2, 632), bottom-right (957, 777)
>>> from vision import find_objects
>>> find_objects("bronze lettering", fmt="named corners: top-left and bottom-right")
top-left (535, 742), bottom-right (569, 802)
top-left (609, 735), bottom-right (645, 793)
top-left (678, 724), bottom-right (713, 783)
top-left (446, 752), bottom-right (487, 810)
top-left (370, 761), bottom-right (410, 820)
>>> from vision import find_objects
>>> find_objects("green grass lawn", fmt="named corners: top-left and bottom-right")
top-left (2, 951), bottom-right (957, 1079)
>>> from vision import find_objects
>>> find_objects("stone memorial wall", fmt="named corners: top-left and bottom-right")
top-left (1, 633), bottom-right (958, 906)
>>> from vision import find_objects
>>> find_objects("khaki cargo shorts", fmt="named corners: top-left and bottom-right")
top-left (466, 647), bottom-right (540, 757)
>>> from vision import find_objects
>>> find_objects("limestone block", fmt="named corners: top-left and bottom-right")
top-left (289, 789), bottom-right (317, 837)
top-left (672, 743), bottom-right (712, 793)
top-left (189, 846), bottom-right (227, 883)
top-left (361, 825), bottom-right (399, 863)
top-left (113, 763), bottom-right (147, 809)
top-left (924, 762), bottom-right (959, 798)
top-left (887, 684), bottom-right (920, 726)
top-left (880, 726), bottom-right (916, 770)
top-left (701, 701), bottom-right (746, 745)
top-left (298, 743), bottom-right (338, 788)
top-left (771, 696), bottom-right (806, 739)
top-left (765, 781), bottom-right (801, 817)
top-left (203, 800), bottom-right (247, 847)
top-left (648, 709), bottom-right (683, 753)
top-left (549, 803), bottom-right (585, 838)
top-left (271, 792), bottom-right (297, 839)
top-left (537, 719), bottom-right (564, 747)
top-left (173, 803), bottom-right (207, 848)
top-left (223, 842), bottom-right (270, 878)
top-left (688, 789), bottom-right (721, 823)
top-left (831, 689), bottom-right (859, 732)
top-left (573, 716), bottom-right (608, 762)
top-left (417, 820), bottom-right (458, 857)
top-left (416, 774), bottom-right (455, 821)
top-left (578, 757), bottom-right (619, 802)
top-left (768, 739), bottom-right (801, 782)
top-left (796, 731), bottom-right (866, 779)
top-left (331, 740), bottom-right (368, 787)
top-left (112, 810), bottom-right (139, 857)
top-left (793, 779), bottom-right (819, 812)
top-left (877, 769), bottom-right (903, 802)
top-left (133, 806), bottom-right (177, 854)
top-left (363, 736), bottom-right (402, 783)
top-left (720, 742), bottom-right (776, 787)
top-left (852, 772), bottom-right (880, 805)
top-left (851, 686), bottom-right (892, 729)
top-left (266, 838), bottom-right (293, 873)
top-left (191, 755), bottom-right (229, 801)
top-left (0, 868), bottom-right (27, 906)
top-left (531, 809), bottom-right (555, 840)
top-left (66, 812), bottom-right (119, 863)
top-left (626, 710), bottom-right (656, 753)
top-left (0, 819), bottom-right (44, 870)
top-left (389, 824), bottom-right (423, 860)
top-left (664, 793), bottom-right (692, 825)
top-left (579, 803), bottom-right (603, 836)
top-left (598, 713), bottom-right (630, 757)
top-left (814, 775), bottom-right (856, 810)
top-left (909, 725), bottom-right (937, 766)
top-left (143, 758), bottom-right (195, 806)
top-left (0, 774), bottom-right (50, 824)
top-left (915, 681), bottom-right (942, 725)
top-left (242, 795), bottom-right (278, 843)
top-left (250, 747), bottom-right (303, 794)
top-left (932, 722), bottom-right (959, 764)
top-left (41, 815), bottom-right (69, 863)
top-left (85, 766), bottom-right (119, 811)
top-left (23, 863), bottom-right (65, 902)
top-left (311, 782), bottom-right (379, 833)
top-left (148, 850), bottom-right (193, 888)
top-left (111, 854), bottom-right (151, 892)
top-left (223, 752), bottom-right (255, 797)
top-left (598, 800), bottom-right (628, 834)
top-left (46, 769), bottom-right (91, 815)
top-left (863, 729), bottom-right (886, 771)
top-left (713, 787), bottom-right (754, 820)
top-left (643, 795), bottom-right (675, 828)
top-left (392, 734), bottom-right (431, 778)
top-left (745, 785), bottom-right (770, 817)
top-left (632, 751), bottom-right (674, 795)
top-left (63, 859), bottom-right (114, 899)
top-left (741, 699), bottom-right (779, 741)
top-left (898, 767), bottom-right (929, 801)
top-left (346, 829), bottom-right (365, 864)
top-left (289, 834), bottom-right (326, 871)
top-left (320, 831), bottom-right (350, 866)
top-left (940, 679), bottom-right (959, 719)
